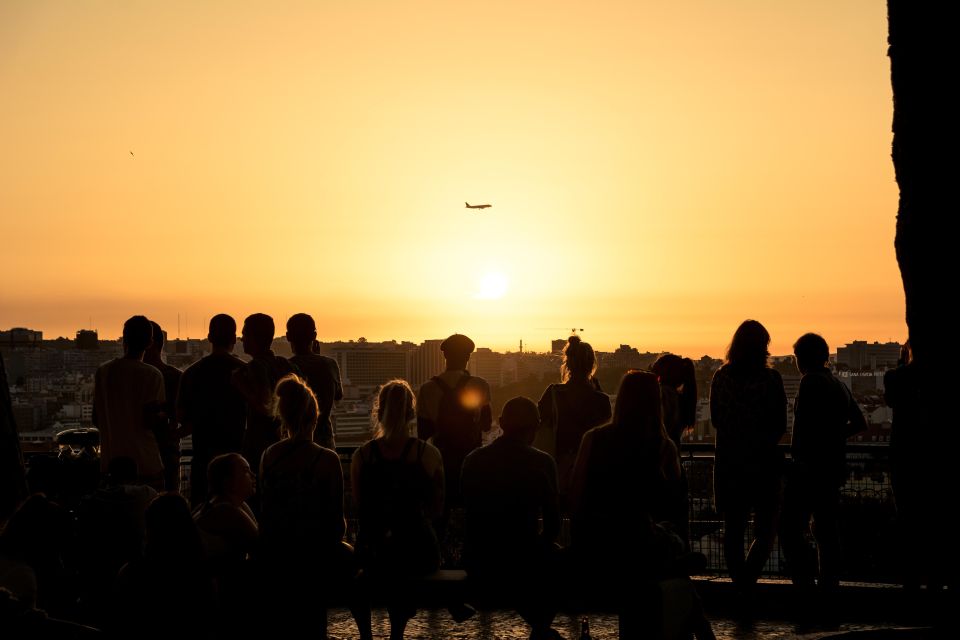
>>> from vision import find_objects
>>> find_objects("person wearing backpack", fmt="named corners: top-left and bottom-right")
top-left (416, 334), bottom-right (492, 506)
top-left (780, 333), bottom-right (867, 597)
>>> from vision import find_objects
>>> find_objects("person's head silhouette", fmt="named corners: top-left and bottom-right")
top-left (241, 313), bottom-right (275, 358)
top-left (207, 314), bottom-right (237, 352)
top-left (122, 315), bottom-right (153, 359)
top-left (612, 370), bottom-right (666, 440)
top-left (285, 313), bottom-right (317, 355)
top-left (561, 335), bottom-right (597, 383)
top-left (274, 374), bottom-right (319, 439)
top-left (793, 333), bottom-right (829, 375)
top-left (145, 321), bottom-right (166, 363)
top-left (726, 319), bottom-right (771, 371)
top-left (374, 379), bottom-right (416, 440)
top-left (499, 396), bottom-right (539, 444)
top-left (441, 334), bottom-right (475, 371)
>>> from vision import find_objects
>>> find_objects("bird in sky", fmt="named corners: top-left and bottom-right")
top-left (129, 151), bottom-right (135, 158)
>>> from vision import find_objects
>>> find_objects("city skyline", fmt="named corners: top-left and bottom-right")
top-left (2, 1), bottom-right (904, 357)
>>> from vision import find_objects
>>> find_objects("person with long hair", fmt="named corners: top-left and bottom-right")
top-left (709, 320), bottom-right (787, 592)
top-left (536, 335), bottom-right (611, 499)
top-left (260, 374), bottom-right (360, 639)
top-left (569, 371), bottom-right (712, 639)
top-left (351, 379), bottom-right (444, 640)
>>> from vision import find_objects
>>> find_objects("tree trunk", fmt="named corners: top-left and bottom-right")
top-left (888, 0), bottom-right (955, 600)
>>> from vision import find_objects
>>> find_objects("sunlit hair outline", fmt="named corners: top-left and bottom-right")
top-left (274, 374), bottom-right (319, 438)
top-left (373, 379), bottom-right (416, 440)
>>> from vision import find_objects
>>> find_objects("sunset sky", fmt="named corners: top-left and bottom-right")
top-left (1, 1), bottom-right (903, 357)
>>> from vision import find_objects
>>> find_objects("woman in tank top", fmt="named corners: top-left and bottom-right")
top-left (351, 379), bottom-right (444, 640)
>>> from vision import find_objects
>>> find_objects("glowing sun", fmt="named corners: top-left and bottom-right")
top-left (476, 271), bottom-right (508, 300)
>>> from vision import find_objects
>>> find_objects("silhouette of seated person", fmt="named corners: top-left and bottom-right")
top-left (570, 371), bottom-right (712, 639)
top-left (461, 396), bottom-right (562, 640)
top-left (352, 380), bottom-right (444, 640)
top-left (144, 321), bottom-right (183, 492)
top-left (416, 334), bottom-right (491, 507)
top-left (286, 313), bottom-right (343, 450)
top-left (193, 453), bottom-right (258, 576)
top-left (112, 493), bottom-right (214, 639)
top-left (176, 313), bottom-right (247, 506)
top-left (259, 375), bottom-right (363, 639)
top-left (93, 315), bottom-right (166, 489)
top-left (75, 457), bottom-right (156, 624)
top-left (234, 313), bottom-right (297, 474)
top-left (0, 494), bottom-right (74, 617)
top-left (780, 333), bottom-right (866, 594)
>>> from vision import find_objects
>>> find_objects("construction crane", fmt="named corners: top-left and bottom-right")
top-left (534, 327), bottom-right (586, 335)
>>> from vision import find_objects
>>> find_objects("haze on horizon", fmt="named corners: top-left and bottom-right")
top-left (0, 1), bottom-right (904, 357)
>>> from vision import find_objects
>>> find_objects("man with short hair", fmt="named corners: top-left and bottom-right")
top-left (144, 321), bottom-right (182, 492)
top-left (416, 333), bottom-right (491, 506)
top-left (93, 316), bottom-right (166, 489)
top-left (176, 314), bottom-right (248, 506)
top-left (286, 313), bottom-right (342, 450)
top-left (234, 313), bottom-right (297, 472)
top-left (781, 332), bottom-right (867, 594)
top-left (461, 396), bottom-right (561, 639)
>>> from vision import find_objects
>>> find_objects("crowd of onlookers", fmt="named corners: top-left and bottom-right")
top-left (2, 312), bottom-right (899, 639)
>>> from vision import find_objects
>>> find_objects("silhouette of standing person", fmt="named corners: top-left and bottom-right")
top-left (535, 335), bottom-right (611, 503)
top-left (709, 320), bottom-right (786, 593)
top-left (780, 333), bottom-right (866, 595)
top-left (352, 380), bottom-right (444, 640)
top-left (234, 313), bottom-right (297, 476)
top-left (416, 334), bottom-right (491, 507)
top-left (176, 314), bottom-right (247, 506)
top-left (286, 313), bottom-right (342, 450)
top-left (144, 321), bottom-right (183, 492)
top-left (93, 316), bottom-right (166, 489)
top-left (652, 353), bottom-right (699, 549)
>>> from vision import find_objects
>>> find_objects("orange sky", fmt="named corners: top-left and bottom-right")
top-left (0, 1), bottom-right (903, 356)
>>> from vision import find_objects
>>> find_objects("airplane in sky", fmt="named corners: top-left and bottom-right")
top-left (465, 202), bottom-right (491, 210)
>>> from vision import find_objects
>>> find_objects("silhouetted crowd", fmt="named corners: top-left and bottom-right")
top-left (5, 313), bottom-right (912, 640)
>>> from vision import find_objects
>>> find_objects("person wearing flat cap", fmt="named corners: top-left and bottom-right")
top-left (416, 334), bottom-right (492, 507)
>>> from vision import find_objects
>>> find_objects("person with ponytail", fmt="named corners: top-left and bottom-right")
top-left (535, 335), bottom-right (611, 502)
top-left (652, 353), bottom-right (698, 548)
top-left (351, 379), bottom-right (444, 640)
top-left (259, 374), bottom-right (361, 639)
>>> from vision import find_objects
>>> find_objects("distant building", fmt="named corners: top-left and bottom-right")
top-left (75, 329), bottom-right (99, 350)
top-left (469, 347), bottom-right (503, 386)
top-left (782, 372), bottom-right (801, 438)
top-left (332, 339), bottom-right (410, 392)
top-left (332, 401), bottom-right (375, 447)
top-left (0, 328), bottom-right (43, 349)
top-left (408, 339), bottom-right (445, 387)
top-left (836, 341), bottom-right (902, 371)
top-left (551, 339), bottom-right (566, 355)
top-left (597, 344), bottom-right (659, 371)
